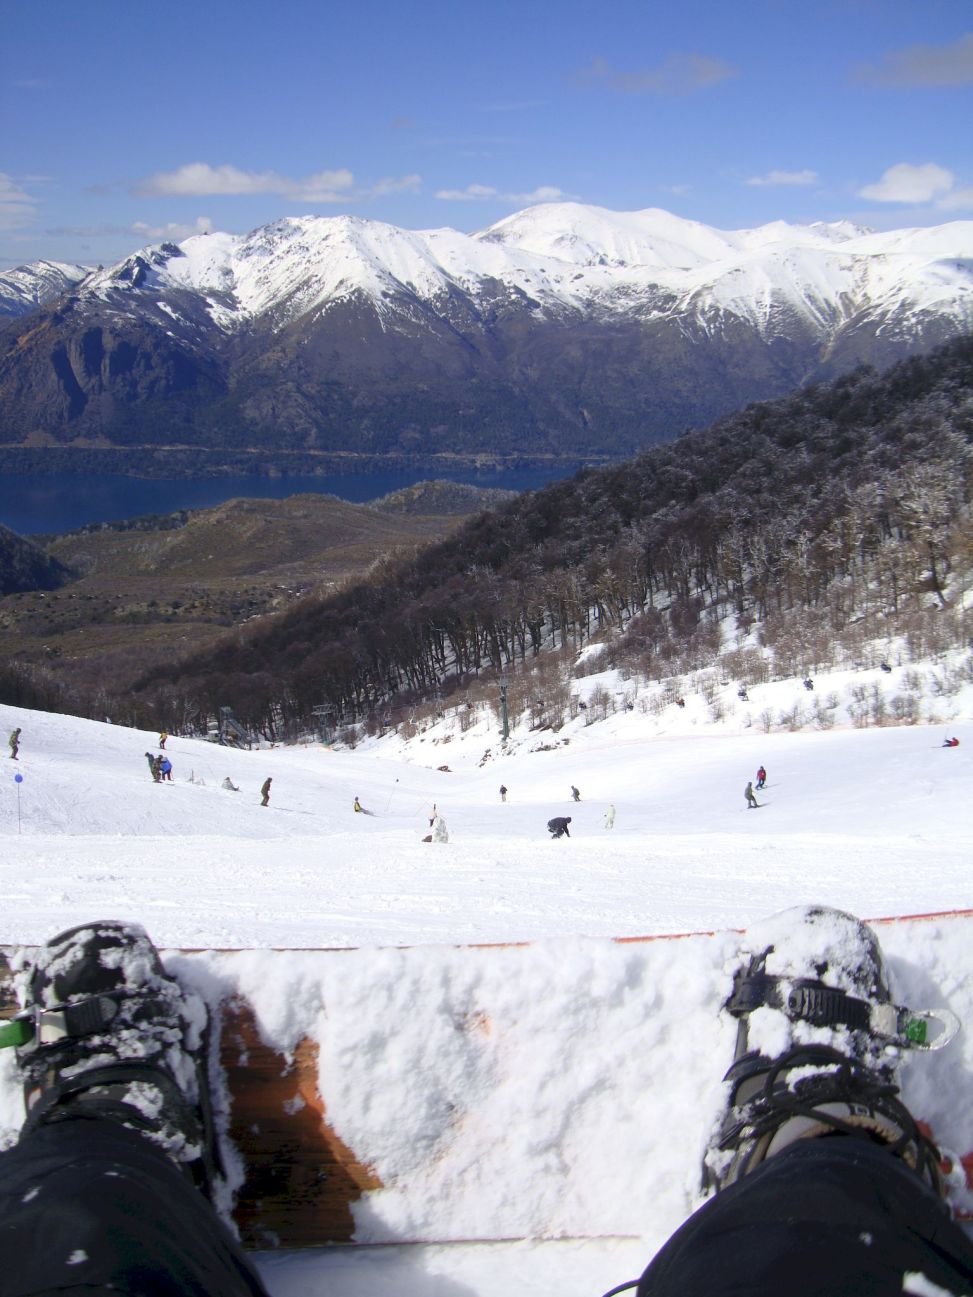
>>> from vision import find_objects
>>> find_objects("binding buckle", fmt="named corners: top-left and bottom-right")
top-left (0, 994), bottom-right (120, 1051)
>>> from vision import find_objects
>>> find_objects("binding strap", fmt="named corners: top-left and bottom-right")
top-left (727, 971), bottom-right (874, 1032)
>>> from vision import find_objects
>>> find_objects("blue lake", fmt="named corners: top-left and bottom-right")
top-left (0, 467), bottom-right (580, 537)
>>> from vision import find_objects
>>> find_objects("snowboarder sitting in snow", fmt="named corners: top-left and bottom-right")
top-left (942, 736), bottom-right (960, 748)
top-left (3, 909), bottom-right (970, 1297)
top-left (745, 781), bottom-right (759, 809)
top-left (221, 776), bottom-right (240, 792)
top-left (547, 815), bottom-right (572, 838)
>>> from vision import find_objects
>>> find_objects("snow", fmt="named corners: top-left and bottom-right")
top-left (1, 667), bottom-right (972, 1294)
top-left (75, 203), bottom-right (973, 338)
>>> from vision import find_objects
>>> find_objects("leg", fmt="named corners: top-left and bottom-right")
top-left (0, 1118), bottom-right (268, 1297)
top-left (635, 906), bottom-right (973, 1297)
top-left (7, 920), bottom-right (270, 1297)
top-left (637, 1138), bottom-right (973, 1297)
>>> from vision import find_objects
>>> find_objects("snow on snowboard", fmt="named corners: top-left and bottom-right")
top-left (1, 909), bottom-right (971, 1251)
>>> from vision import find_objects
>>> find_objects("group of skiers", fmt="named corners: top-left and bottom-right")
top-left (144, 752), bottom-right (173, 783)
top-left (745, 765), bottom-right (768, 808)
top-left (137, 730), bottom-right (273, 803)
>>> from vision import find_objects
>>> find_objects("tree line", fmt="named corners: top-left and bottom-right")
top-left (4, 335), bottom-right (970, 736)
top-left (121, 335), bottom-right (972, 740)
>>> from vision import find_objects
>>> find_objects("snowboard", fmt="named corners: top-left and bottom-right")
top-left (1, 908), bottom-right (971, 1251)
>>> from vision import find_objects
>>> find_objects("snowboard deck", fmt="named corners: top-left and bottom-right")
top-left (1, 908), bottom-right (971, 1250)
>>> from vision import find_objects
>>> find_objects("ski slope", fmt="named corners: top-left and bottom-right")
top-left (0, 685), bottom-right (971, 1295)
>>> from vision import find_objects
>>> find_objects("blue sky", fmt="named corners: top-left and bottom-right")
top-left (2, 0), bottom-right (972, 269)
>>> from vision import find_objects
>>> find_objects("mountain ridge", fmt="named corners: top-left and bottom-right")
top-left (2, 204), bottom-right (971, 464)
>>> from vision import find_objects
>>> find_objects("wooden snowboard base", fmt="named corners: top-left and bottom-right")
top-left (0, 956), bottom-right (380, 1249)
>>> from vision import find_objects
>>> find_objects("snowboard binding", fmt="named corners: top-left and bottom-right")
top-left (704, 906), bottom-right (956, 1197)
top-left (6, 920), bottom-right (221, 1199)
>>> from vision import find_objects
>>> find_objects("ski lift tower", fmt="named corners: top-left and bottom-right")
top-left (499, 674), bottom-right (510, 742)
top-left (312, 703), bottom-right (338, 744)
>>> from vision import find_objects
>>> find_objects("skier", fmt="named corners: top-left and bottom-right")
top-left (153, 754), bottom-right (165, 782)
top-left (1, 911), bottom-right (972, 1295)
top-left (755, 765), bottom-right (767, 789)
top-left (159, 756), bottom-right (173, 782)
top-left (8, 728), bottom-right (20, 760)
top-left (144, 751), bottom-right (161, 782)
top-left (745, 781), bottom-right (759, 809)
top-left (604, 803), bottom-right (616, 829)
top-left (499, 784), bottom-right (508, 802)
top-left (260, 777), bottom-right (272, 807)
top-left (547, 815), bottom-right (571, 838)
top-left (159, 731), bottom-right (168, 750)
top-left (570, 785), bottom-right (581, 802)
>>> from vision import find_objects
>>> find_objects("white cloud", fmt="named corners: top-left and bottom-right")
top-left (370, 173), bottom-right (422, 198)
top-left (0, 173), bottom-right (37, 230)
top-left (134, 163), bottom-right (421, 204)
top-left (435, 183), bottom-right (568, 205)
top-left (131, 216), bottom-right (215, 241)
top-left (856, 32), bottom-right (973, 87)
top-left (435, 184), bottom-right (499, 201)
top-left (936, 185), bottom-right (973, 213)
top-left (581, 52), bottom-right (737, 95)
top-left (511, 186), bottom-right (566, 203)
top-left (134, 163), bottom-right (356, 201)
top-left (746, 169), bottom-right (818, 188)
top-left (858, 162), bottom-right (955, 204)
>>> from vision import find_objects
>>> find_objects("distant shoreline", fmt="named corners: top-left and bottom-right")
top-left (0, 460), bottom-right (590, 537)
top-left (0, 446), bottom-right (605, 480)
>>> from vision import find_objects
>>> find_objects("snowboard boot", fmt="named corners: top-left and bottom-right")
top-left (704, 905), bottom-right (948, 1197)
top-left (12, 920), bottom-right (219, 1197)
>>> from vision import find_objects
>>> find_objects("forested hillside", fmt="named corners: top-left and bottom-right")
top-left (119, 335), bottom-right (973, 740)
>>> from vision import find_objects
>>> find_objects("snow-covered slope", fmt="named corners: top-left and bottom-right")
top-left (0, 675), bottom-right (971, 1297)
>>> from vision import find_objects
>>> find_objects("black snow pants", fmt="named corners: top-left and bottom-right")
top-left (0, 1117), bottom-right (269, 1297)
top-left (637, 1137), bottom-right (973, 1297)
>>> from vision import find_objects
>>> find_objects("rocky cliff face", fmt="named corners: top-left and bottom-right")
top-left (1, 205), bottom-right (971, 462)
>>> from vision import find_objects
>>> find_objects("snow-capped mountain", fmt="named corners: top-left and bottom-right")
top-left (0, 259), bottom-right (90, 320)
top-left (1, 204), bottom-right (971, 463)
